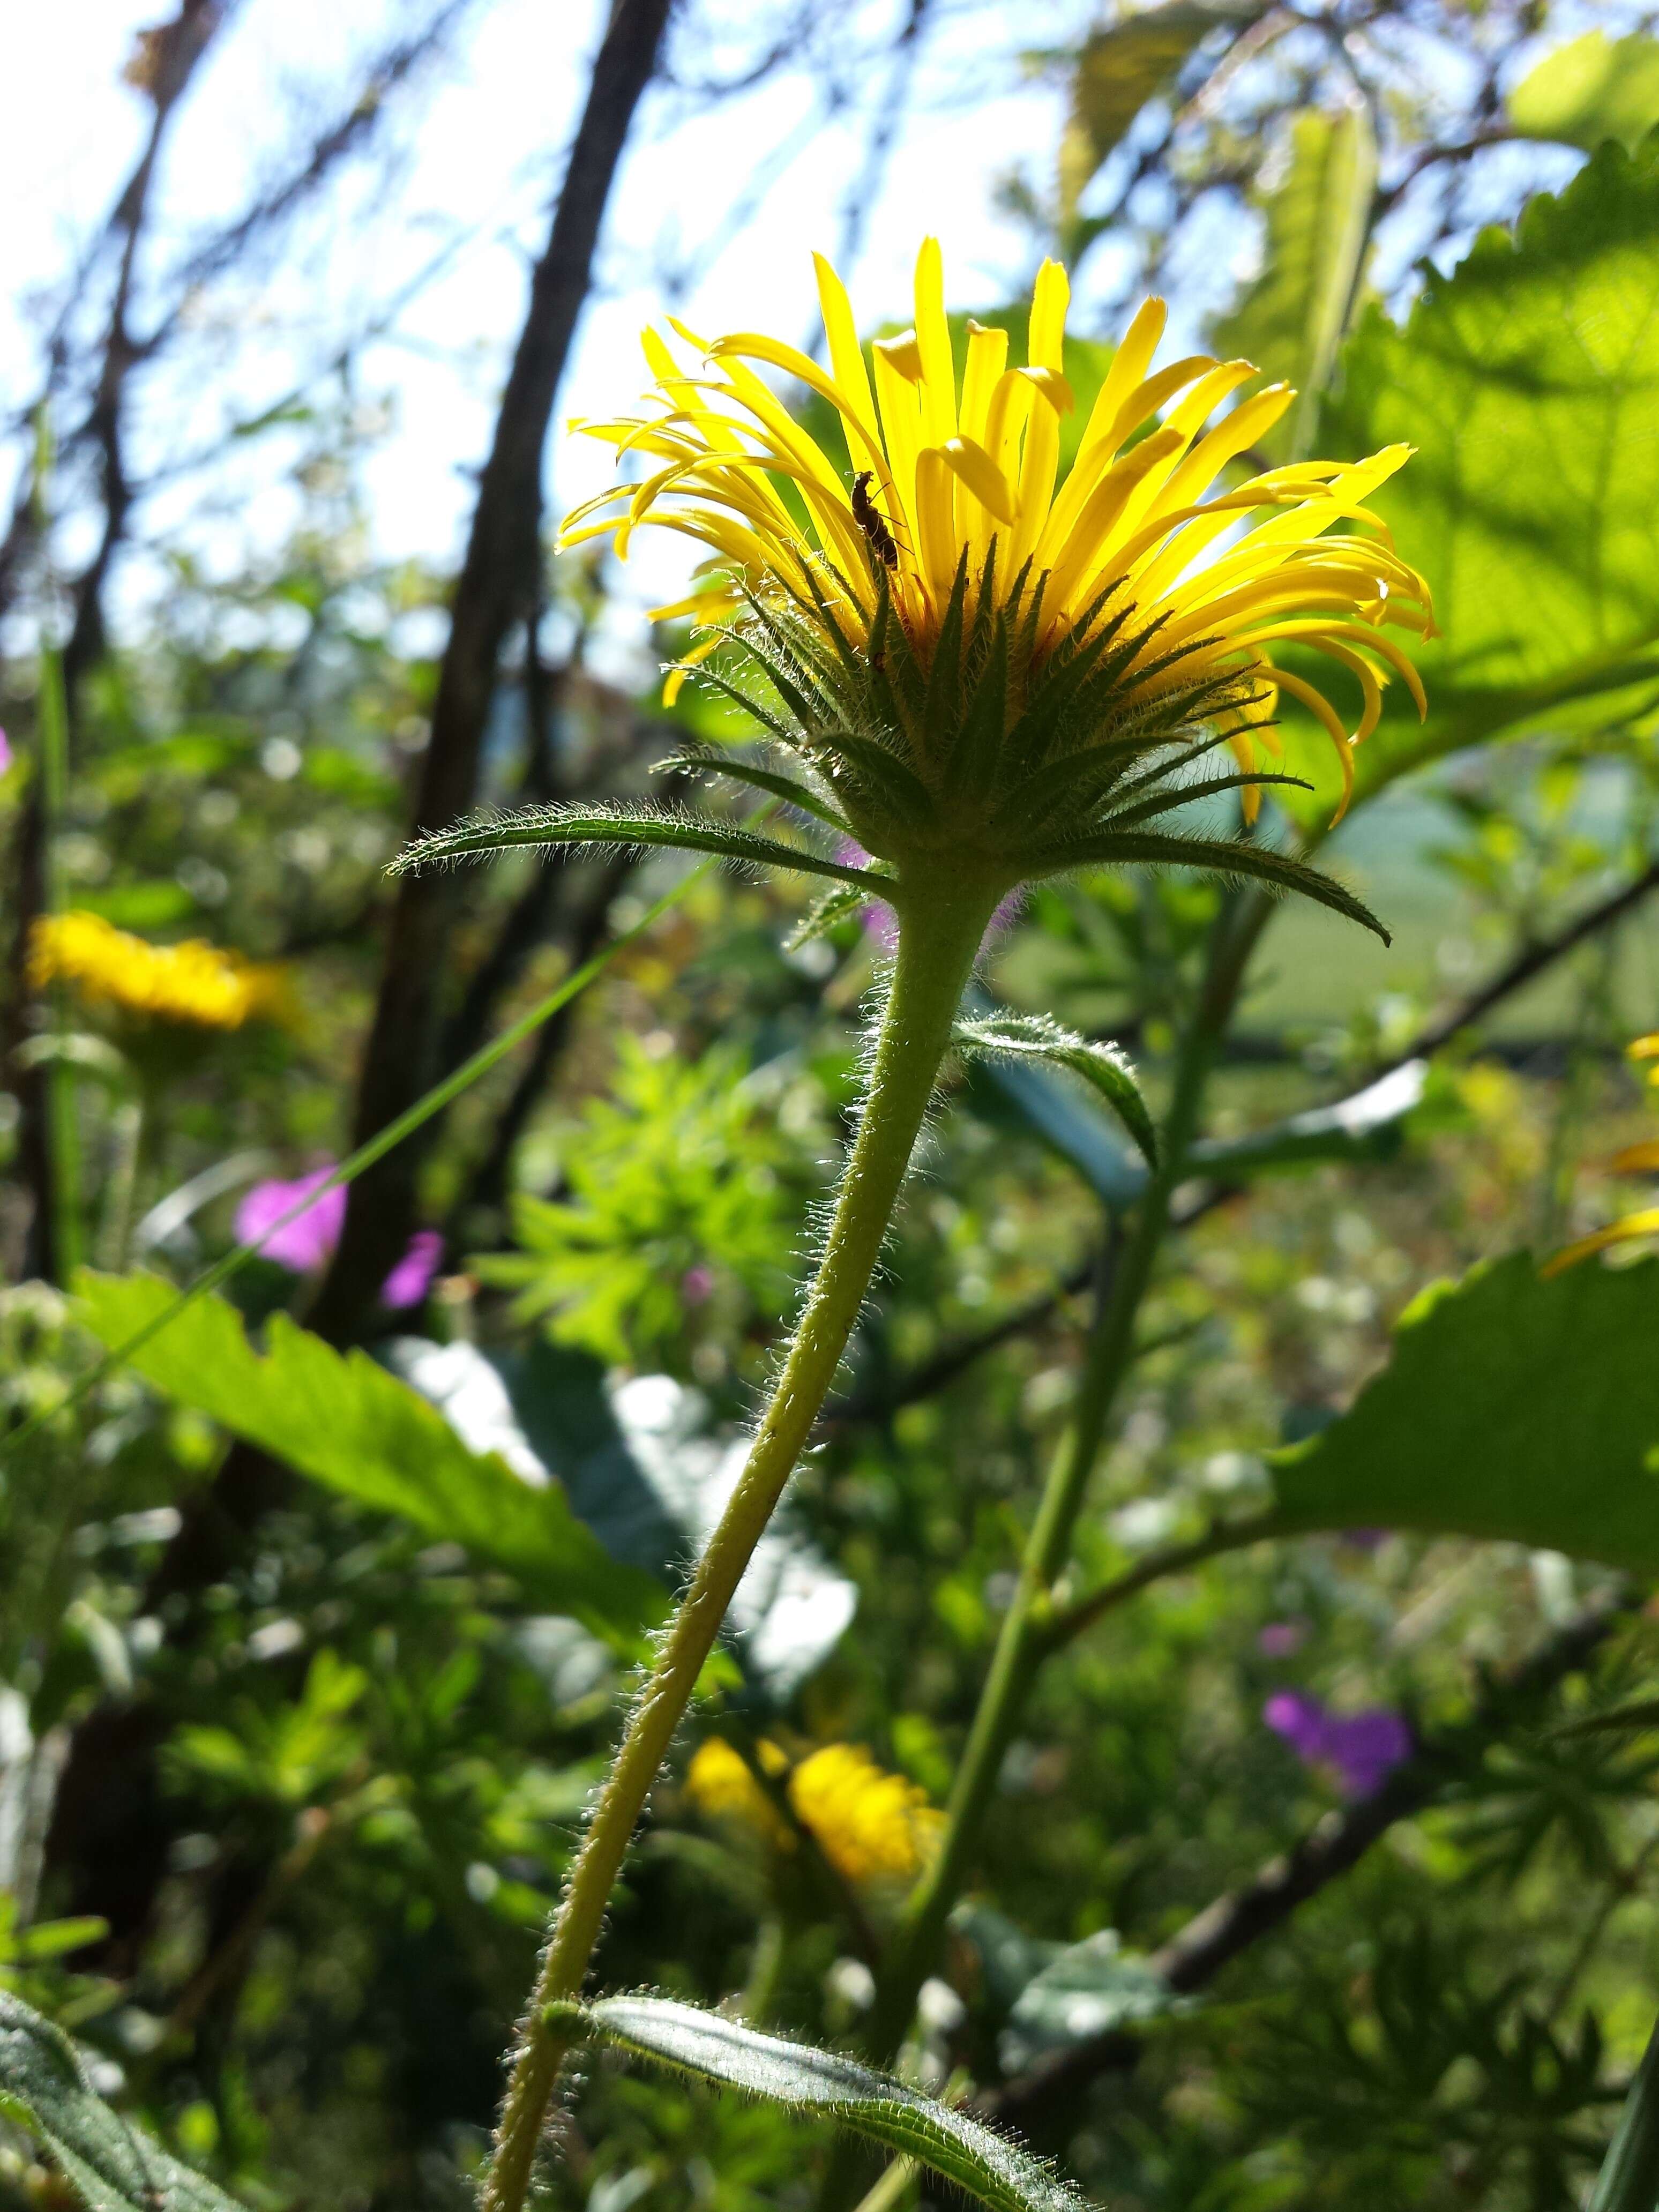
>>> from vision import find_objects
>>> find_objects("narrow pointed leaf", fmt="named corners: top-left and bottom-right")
top-left (1096, 769), bottom-right (1312, 832)
top-left (667, 751), bottom-right (855, 835)
top-left (956, 1013), bottom-right (1157, 1167)
top-left (1589, 2007), bottom-right (1659, 2212)
top-left (812, 730), bottom-right (936, 829)
top-left (390, 804), bottom-right (880, 889)
top-left (0, 1991), bottom-right (248, 2212)
top-left (572, 1996), bottom-right (1083, 2212)
top-left (785, 883), bottom-right (875, 950)
top-left (1027, 828), bottom-right (1391, 943)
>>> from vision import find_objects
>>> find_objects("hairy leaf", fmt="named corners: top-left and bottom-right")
top-left (955, 1013), bottom-right (1157, 1167)
top-left (0, 1991), bottom-right (246, 2212)
top-left (1028, 828), bottom-right (1390, 942)
top-left (571, 1996), bottom-right (1083, 2212)
top-left (74, 1272), bottom-right (663, 1646)
top-left (1269, 1251), bottom-right (1659, 1569)
top-left (388, 803), bottom-right (879, 888)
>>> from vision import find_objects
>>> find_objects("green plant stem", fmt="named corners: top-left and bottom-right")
top-left (860, 891), bottom-right (1270, 2071)
top-left (479, 884), bottom-right (997, 2212)
top-left (1590, 2005), bottom-right (1659, 2212)
top-left (37, 639), bottom-right (83, 1283)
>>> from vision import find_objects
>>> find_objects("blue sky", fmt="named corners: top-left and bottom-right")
top-left (2, 0), bottom-right (1620, 655)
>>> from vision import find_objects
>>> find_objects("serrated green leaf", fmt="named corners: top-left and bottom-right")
top-left (73, 1272), bottom-right (663, 1647)
top-left (574, 1995), bottom-right (1082, 2212)
top-left (0, 1991), bottom-right (247, 2212)
top-left (1213, 104), bottom-right (1377, 462)
top-left (1269, 1250), bottom-right (1659, 1569)
top-left (1509, 32), bottom-right (1659, 156)
top-left (1317, 135), bottom-right (1659, 811)
top-left (955, 1013), bottom-right (1157, 1168)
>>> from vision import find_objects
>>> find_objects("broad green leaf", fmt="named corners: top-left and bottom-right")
top-left (1508, 32), bottom-right (1659, 156)
top-left (0, 1991), bottom-right (247, 2212)
top-left (1213, 104), bottom-right (1377, 463)
top-left (997, 1931), bottom-right (1185, 2074)
top-left (1313, 136), bottom-right (1659, 814)
top-left (1189, 1057), bottom-right (1426, 1175)
top-left (74, 1272), bottom-right (663, 1647)
top-left (572, 1995), bottom-right (1083, 2212)
top-left (1057, 3), bottom-right (1261, 241)
top-left (1269, 1250), bottom-right (1659, 1567)
top-left (387, 1339), bottom-right (855, 1700)
top-left (954, 1012), bottom-right (1157, 1167)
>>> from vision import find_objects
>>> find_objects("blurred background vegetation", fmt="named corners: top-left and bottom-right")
top-left (6, 3), bottom-right (1659, 2208)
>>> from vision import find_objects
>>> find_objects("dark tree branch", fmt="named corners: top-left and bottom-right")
top-left (985, 1586), bottom-right (1634, 2134)
top-left (6, 0), bottom-right (223, 1284)
top-left (309, 0), bottom-right (676, 1343)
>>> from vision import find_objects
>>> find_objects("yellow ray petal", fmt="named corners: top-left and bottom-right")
top-left (1610, 1140), bottom-right (1659, 1174)
top-left (813, 251), bottom-right (880, 453)
top-left (938, 436), bottom-right (1018, 526)
top-left (1541, 1208), bottom-right (1659, 1275)
top-left (913, 236), bottom-right (958, 446)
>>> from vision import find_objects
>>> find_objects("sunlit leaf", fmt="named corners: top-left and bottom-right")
top-left (1269, 1251), bottom-right (1659, 1569)
top-left (0, 1991), bottom-right (246, 2212)
top-left (1508, 32), bottom-right (1659, 156)
top-left (74, 1272), bottom-right (663, 1647)
top-left (1213, 104), bottom-right (1378, 462)
top-left (1057, 2), bottom-right (1262, 239)
top-left (569, 1995), bottom-right (1083, 2212)
top-left (1316, 134), bottom-right (1659, 812)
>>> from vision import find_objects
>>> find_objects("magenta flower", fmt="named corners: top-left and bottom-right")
top-left (0, 729), bottom-right (12, 775)
top-left (235, 1168), bottom-right (345, 1273)
top-left (235, 1165), bottom-right (443, 1308)
top-left (383, 1229), bottom-right (444, 1310)
top-left (680, 1263), bottom-right (715, 1306)
top-left (1257, 1620), bottom-right (1308, 1658)
top-left (1264, 1691), bottom-right (1411, 1799)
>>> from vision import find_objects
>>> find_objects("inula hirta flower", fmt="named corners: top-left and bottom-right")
top-left (402, 243), bottom-right (1432, 950)
top-left (30, 911), bottom-right (295, 1034)
top-left (562, 240), bottom-right (1429, 845)
top-left (1544, 1032), bottom-right (1659, 1273)
top-left (687, 1737), bottom-right (943, 1887)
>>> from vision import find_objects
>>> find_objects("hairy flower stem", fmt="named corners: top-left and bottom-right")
top-left (858, 891), bottom-right (1271, 2076)
top-left (480, 883), bottom-right (998, 2212)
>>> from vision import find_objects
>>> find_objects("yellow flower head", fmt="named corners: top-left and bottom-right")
top-left (562, 241), bottom-right (1431, 835)
top-left (1543, 1032), bottom-right (1659, 1273)
top-left (29, 911), bottom-right (297, 1035)
top-left (686, 1737), bottom-right (942, 1887)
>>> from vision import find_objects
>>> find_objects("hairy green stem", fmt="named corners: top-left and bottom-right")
top-left (479, 884), bottom-right (996, 2212)
top-left (860, 891), bottom-right (1271, 2071)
